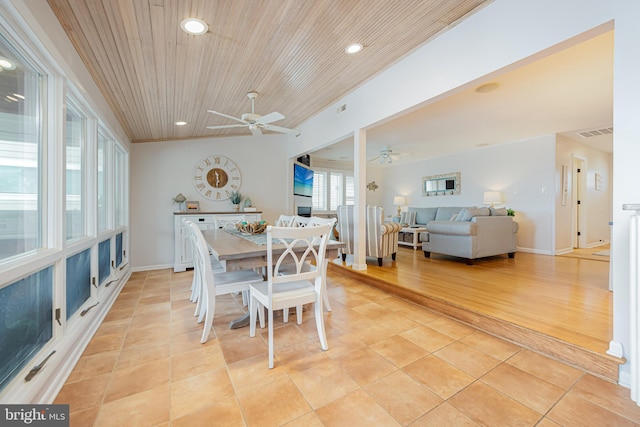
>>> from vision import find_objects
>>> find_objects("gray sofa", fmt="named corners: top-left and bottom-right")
top-left (406, 206), bottom-right (519, 264)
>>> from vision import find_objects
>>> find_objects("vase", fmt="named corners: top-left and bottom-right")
top-left (233, 204), bottom-right (240, 211)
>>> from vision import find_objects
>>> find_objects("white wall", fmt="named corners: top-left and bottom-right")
top-left (130, 134), bottom-right (288, 269)
top-left (555, 135), bottom-right (612, 252)
top-left (383, 136), bottom-right (556, 253)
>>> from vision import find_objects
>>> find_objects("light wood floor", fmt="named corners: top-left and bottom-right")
top-left (329, 247), bottom-right (620, 380)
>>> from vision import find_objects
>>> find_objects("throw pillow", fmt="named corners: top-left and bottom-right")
top-left (455, 207), bottom-right (474, 221)
top-left (490, 207), bottom-right (507, 216)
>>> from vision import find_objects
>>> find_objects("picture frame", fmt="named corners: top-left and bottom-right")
top-left (185, 201), bottom-right (200, 212)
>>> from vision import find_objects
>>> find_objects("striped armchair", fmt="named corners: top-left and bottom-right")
top-left (336, 205), bottom-right (402, 266)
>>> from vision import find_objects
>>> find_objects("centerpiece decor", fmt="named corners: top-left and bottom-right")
top-left (235, 220), bottom-right (267, 235)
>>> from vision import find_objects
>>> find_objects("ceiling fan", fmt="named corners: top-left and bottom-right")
top-left (369, 146), bottom-right (408, 164)
top-left (206, 92), bottom-right (300, 137)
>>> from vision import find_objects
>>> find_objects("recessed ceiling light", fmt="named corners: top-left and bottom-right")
top-left (0, 57), bottom-right (15, 70)
top-left (475, 82), bottom-right (500, 93)
top-left (175, 121), bottom-right (187, 126)
top-left (345, 43), bottom-right (363, 54)
top-left (180, 18), bottom-right (208, 35)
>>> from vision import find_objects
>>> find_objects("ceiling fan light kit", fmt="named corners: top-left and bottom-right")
top-left (207, 92), bottom-right (301, 137)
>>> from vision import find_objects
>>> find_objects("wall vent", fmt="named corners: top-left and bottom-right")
top-left (577, 127), bottom-right (613, 138)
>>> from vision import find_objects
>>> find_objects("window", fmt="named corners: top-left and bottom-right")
top-left (97, 129), bottom-right (108, 232)
top-left (0, 267), bottom-right (53, 391)
top-left (311, 169), bottom-right (353, 212)
top-left (66, 249), bottom-right (91, 319)
top-left (329, 172), bottom-right (343, 211)
top-left (345, 176), bottom-right (355, 205)
top-left (65, 100), bottom-right (86, 240)
top-left (312, 171), bottom-right (326, 211)
top-left (114, 145), bottom-right (127, 227)
top-left (0, 34), bottom-right (44, 261)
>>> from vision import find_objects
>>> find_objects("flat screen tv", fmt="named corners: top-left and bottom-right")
top-left (293, 163), bottom-right (314, 198)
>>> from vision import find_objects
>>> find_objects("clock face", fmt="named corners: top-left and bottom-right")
top-left (192, 155), bottom-right (241, 200)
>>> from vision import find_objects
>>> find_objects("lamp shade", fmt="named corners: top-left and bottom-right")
top-left (483, 191), bottom-right (503, 205)
top-left (393, 196), bottom-right (406, 206)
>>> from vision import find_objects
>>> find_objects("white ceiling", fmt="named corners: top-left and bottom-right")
top-left (311, 30), bottom-right (613, 167)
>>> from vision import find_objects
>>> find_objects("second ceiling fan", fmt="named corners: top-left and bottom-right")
top-left (207, 92), bottom-right (300, 137)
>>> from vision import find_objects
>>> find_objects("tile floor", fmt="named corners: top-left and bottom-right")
top-left (55, 269), bottom-right (640, 426)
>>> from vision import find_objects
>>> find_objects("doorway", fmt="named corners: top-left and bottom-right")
top-left (572, 156), bottom-right (587, 249)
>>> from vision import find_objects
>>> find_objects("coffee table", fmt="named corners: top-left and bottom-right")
top-left (398, 227), bottom-right (427, 250)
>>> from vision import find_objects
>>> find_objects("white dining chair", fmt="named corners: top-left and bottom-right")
top-left (249, 223), bottom-right (332, 368)
top-left (275, 214), bottom-right (296, 227)
top-left (186, 221), bottom-right (264, 343)
top-left (279, 216), bottom-right (336, 316)
top-left (184, 220), bottom-right (225, 309)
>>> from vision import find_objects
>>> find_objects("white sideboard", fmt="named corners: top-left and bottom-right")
top-left (173, 212), bottom-right (262, 272)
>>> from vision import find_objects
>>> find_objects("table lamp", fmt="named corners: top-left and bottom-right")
top-left (483, 191), bottom-right (503, 207)
top-left (393, 196), bottom-right (406, 216)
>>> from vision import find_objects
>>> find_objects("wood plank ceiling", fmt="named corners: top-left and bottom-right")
top-left (47, 0), bottom-right (490, 143)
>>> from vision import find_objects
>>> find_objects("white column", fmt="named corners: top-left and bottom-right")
top-left (352, 129), bottom-right (367, 270)
top-left (622, 205), bottom-right (640, 404)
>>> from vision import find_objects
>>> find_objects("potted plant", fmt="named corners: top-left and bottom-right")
top-left (507, 208), bottom-right (515, 217)
top-left (230, 191), bottom-right (242, 211)
top-left (172, 193), bottom-right (186, 211)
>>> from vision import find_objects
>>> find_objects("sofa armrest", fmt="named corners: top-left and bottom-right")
top-left (381, 222), bottom-right (402, 235)
top-left (426, 220), bottom-right (476, 236)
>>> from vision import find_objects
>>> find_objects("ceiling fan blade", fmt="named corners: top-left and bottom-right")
top-left (255, 111), bottom-right (285, 125)
top-left (207, 110), bottom-right (247, 124)
top-left (368, 155), bottom-right (381, 162)
top-left (206, 124), bottom-right (247, 130)
top-left (261, 124), bottom-right (301, 136)
top-left (249, 124), bottom-right (262, 136)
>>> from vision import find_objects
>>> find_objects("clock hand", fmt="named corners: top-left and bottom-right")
top-left (215, 171), bottom-right (220, 186)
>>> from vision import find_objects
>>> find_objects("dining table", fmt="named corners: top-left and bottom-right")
top-left (202, 227), bottom-right (345, 328)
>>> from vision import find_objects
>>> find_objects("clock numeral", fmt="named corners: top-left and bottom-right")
top-left (213, 157), bottom-right (221, 164)
top-left (225, 190), bottom-right (232, 197)
top-left (193, 175), bottom-right (202, 181)
top-left (204, 158), bottom-right (212, 166)
top-left (204, 189), bottom-right (212, 198)
top-left (231, 184), bottom-right (239, 190)
top-left (195, 183), bottom-right (205, 190)
top-left (230, 167), bottom-right (237, 172)
top-left (231, 176), bottom-right (240, 180)
top-left (196, 165), bottom-right (203, 172)
top-left (216, 192), bottom-right (222, 199)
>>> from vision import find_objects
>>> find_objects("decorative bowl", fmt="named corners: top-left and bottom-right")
top-left (235, 221), bottom-right (268, 235)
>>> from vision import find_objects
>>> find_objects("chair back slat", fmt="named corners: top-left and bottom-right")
top-left (266, 224), bottom-right (332, 291)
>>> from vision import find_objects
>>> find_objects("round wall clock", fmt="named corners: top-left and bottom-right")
top-left (192, 155), bottom-right (241, 200)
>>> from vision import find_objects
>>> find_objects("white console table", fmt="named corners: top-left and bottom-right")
top-left (173, 211), bottom-right (262, 272)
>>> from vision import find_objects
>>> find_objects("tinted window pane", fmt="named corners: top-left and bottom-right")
top-left (66, 249), bottom-right (91, 319)
top-left (98, 238), bottom-right (110, 285)
top-left (0, 34), bottom-right (43, 261)
top-left (0, 267), bottom-right (53, 391)
top-left (115, 232), bottom-right (122, 267)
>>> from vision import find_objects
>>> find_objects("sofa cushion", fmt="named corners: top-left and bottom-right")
top-left (435, 207), bottom-right (463, 221)
top-left (455, 207), bottom-right (490, 221)
top-left (490, 207), bottom-right (507, 216)
top-left (408, 207), bottom-right (438, 225)
top-left (427, 220), bottom-right (477, 236)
